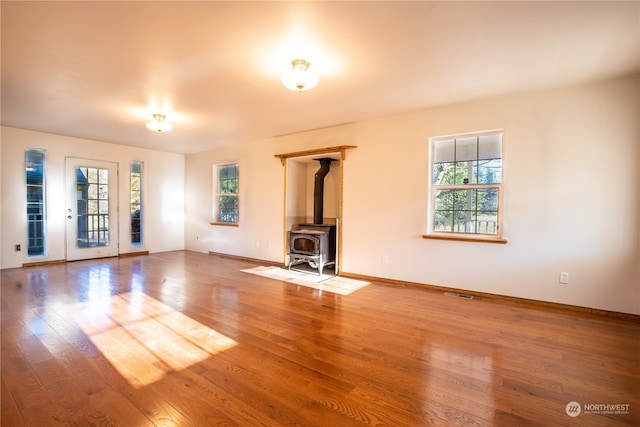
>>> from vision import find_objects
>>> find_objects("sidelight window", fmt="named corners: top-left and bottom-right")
top-left (130, 161), bottom-right (143, 247)
top-left (26, 149), bottom-right (46, 256)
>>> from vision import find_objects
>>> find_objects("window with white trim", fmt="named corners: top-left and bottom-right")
top-left (26, 148), bottom-right (46, 256)
top-left (130, 161), bottom-right (143, 247)
top-left (428, 131), bottom-right (504, 240)
top-left (213, 163), bottom-right (239, 224)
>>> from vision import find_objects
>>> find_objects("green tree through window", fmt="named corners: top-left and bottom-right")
top-left (215, 163), bottom-right (239, 223)
top-left (430, 132), bottom-right (503, 236)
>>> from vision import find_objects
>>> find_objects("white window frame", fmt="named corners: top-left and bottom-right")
top-left (26, 148), bottom-right (47, 256)
top-left (425, 130), bottom-right (507, 244)
top-left (130, 161), bottom-right (143, 247)
top-left (212, 162), bottom-right (239, 226)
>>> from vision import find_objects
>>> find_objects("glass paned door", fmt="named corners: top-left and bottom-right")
top-left (66, 158), bottom-right (119, 261)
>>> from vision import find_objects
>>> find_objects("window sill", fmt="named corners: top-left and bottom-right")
top-left (210, 222), bottom-right (239, 227)
top-left (422, 233), bottom-right (507, 244)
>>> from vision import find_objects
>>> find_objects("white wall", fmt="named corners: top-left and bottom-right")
top-left (285, 159), bottom-right (308, 228)
top-left (185, 75), bottom-right (639, 314)
top-left (1, 127), bottom-right (185, 268)
top-left (185, 141), bottom-right (285, 261)
top-left (303, 160), bottom-right (340, 223)
top-left (0, 134), bottom-right (3, 270)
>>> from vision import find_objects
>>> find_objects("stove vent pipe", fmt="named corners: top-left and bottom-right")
top-left (313, 158), bottom-right (335, 224)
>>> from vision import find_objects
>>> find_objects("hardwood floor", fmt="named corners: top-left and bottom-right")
top-left (1, 251), bottom-right (638, 426)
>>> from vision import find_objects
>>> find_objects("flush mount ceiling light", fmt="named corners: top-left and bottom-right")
top-left (145, 113), bottom-right (173, 133)
top-left (281, 59), bottom-right (319, 92)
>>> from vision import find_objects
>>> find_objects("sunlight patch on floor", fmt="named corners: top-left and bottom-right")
top-left (71, 292), bottom-right (237, 388)
top-left (242, 266), bottom-right (370, 295)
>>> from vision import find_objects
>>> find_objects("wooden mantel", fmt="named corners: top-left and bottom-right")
top-left (274, 145), bottom-right (357, 166)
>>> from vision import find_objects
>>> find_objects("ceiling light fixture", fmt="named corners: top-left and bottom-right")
top-left (145, 113), bottom-right (173, 133)
top-left (281, 59), bottom-right (319, 92)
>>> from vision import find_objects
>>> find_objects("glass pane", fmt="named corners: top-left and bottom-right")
top-left (218, 195), bottom-right (239, 223)
top-left (433, 138), bottom-right (455, 163)
top-left (98, 169), bottom-right (108, 184)
top-left (478, 133), bottom-right (502, 160)
top-left (99, 185), bottom-right (108, 199)
top-left (76, 166), bottom-right (109, 248)
top-left (131, 191), bottom-right (140, 206)
top-left (455, 136), bottom-right (478, 162)
top-left (434, 190), bottom-right (453, 210)
top-left (433, 210), bottom-right (452, 232)
top-left (26, 149), bottom-right (45, 164)
top-left (228, 164), bottom-right (238, 179)
top-left (26, 150), bottom-right (44, 184)
top-left (477, 211), bottom-right (498, 234)
top-left (131, 211), bottom-right (141, 244)
top-left (88, 184), bottom-right (98, 200)
top-left (453, 189), bottom-right (473, 211)
top-left (131, 161), bottom-right (143, 247)
top-left (476, 159), bottom-right (502, 184)
top-left (221, 178), bottom-right (238, 193)
top-left (26, 149), bottom-right (46, 256)
top-left (88, 168), bottom-right (98, 183)
top-left (476, 188), bottom-right (499, 211)
top-left (218, 164), bottom-right (238, 193)
top-left (454, 161), bottom-right (473, 185)
top-left (27, 186), bottom-right (43, 202)
top-left (433, 162), bottom-right (455, 185)
top-left (453, 210), bottom-right (474, 233)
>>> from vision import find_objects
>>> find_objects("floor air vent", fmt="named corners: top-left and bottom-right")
top-left (444, 292), bottom-right (473, 300)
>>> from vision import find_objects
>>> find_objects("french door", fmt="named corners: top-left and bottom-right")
top-left (65, 158), bottom-right (119, 261)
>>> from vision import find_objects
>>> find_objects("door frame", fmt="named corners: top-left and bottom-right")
top-left (65, 157), bottom-right (119, 261)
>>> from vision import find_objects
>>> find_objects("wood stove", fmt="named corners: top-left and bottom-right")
top-left (288, 224), bottom-right (336, 275)
top-left (287, 157), bottom-right (337, 275)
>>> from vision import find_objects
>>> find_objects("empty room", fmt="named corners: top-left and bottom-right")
top-left (1, 1), bottom-right (639, 426)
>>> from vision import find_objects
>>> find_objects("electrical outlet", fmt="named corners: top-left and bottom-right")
top-left (559, 272), bottom-right (569, 284)
top-left (381, 255), bottom-right (389, 264)
top-left (14, 244), bottom-right (21, 252)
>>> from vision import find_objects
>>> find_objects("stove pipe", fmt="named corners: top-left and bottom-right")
top-left (313, 158), bottom-right (335, 224)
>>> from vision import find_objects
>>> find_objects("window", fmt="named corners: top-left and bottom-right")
top-left (76, 166), bottom-right (110, 247)
top-left (26, 149), bottom-right (46, 256)
top-left (130, 161), bottom-right (143, 247)
top-left (213, 163), bottom-right (239, 224)
top-left (428, 131), bottom-right (505, 242)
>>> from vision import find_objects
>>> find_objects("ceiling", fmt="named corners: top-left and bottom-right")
top-left (2, 1), bottom-right (639, 154)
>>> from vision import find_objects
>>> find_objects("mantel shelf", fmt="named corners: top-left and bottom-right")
top-left (275, 145), bottom-right (357, 165)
